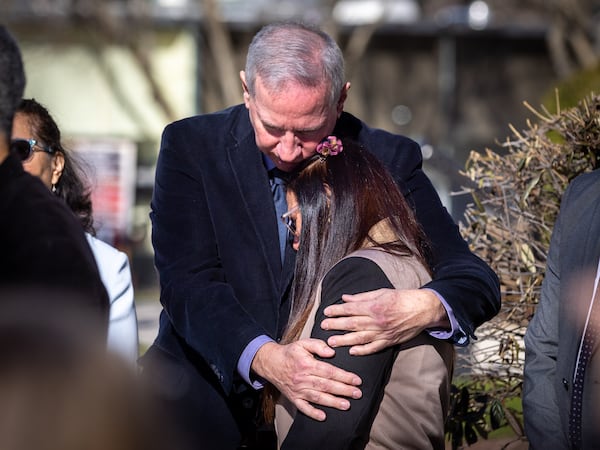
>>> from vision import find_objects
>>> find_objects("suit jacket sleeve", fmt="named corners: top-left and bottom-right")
top-left (413, 160), bottom-right (500, 341)
top-left (522, 211), bottom-right (565, 448)
top-left (523, 175), bottom-right (598, 449)
top-left (337, 114), bottom-right (501, 343)
top-left (282, 257), bottom-right (399, 450)
top-left (368, 128), bottom-right (500, 342)
top-left (150, 119), bottom-right (272, 393)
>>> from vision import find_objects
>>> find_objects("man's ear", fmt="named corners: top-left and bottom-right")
top-left (336, 82), bottom-right (351, 117)
top-left (240, 71), bottom-right (250, 107)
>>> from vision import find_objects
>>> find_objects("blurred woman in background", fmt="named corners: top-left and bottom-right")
top-left (11, 98), bottom-right (139, 364)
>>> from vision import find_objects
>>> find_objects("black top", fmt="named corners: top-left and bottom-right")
top-left (0, 153), bottom-right (109, 332)
top-left (282, 256), bottom-right (398, 450)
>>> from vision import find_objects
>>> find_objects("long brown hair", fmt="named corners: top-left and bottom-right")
top-left (263, 139), bottom-right (429, 421)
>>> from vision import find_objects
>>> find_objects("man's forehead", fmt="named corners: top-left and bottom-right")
top-left (255, 106), bottom-right (328, 132)
top-left (253, 92), bottom-right (332, 131)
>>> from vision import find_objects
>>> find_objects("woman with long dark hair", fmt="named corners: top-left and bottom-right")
top-left (270, 137), bottom-right (454, 449)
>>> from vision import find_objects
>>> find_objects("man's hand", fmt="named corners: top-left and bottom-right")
top-left (320, 288), bottom-right (450, 355)
top-left (251, 340), bottom-right (362, 421)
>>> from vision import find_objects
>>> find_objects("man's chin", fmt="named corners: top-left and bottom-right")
top-left (276, 161), bottom-right (301, 173)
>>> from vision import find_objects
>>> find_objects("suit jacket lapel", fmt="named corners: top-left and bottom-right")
top-left (226, 116), bottom-right (283, 286)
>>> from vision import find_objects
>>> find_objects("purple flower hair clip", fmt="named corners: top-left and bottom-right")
top-left (316, 136), bottom-right (343, 160)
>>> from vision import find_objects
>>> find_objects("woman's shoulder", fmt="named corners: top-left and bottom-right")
top-left (327, 249), bottom-right (430, 291)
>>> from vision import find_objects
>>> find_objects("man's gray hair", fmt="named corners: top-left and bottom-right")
top-left (245, 22), bottom-right (345, 108)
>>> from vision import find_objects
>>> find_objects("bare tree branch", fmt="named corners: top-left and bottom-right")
top-left (199, 0), bottom-right (242, 107)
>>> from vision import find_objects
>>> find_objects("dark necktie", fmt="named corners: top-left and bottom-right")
top-left (269, 168), bottom-right (288, 264)
top-left (569, 258), bottom-right (600, 448)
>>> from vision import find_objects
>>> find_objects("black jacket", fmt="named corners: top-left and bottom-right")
top-left (0, 152), bottom-right (109, 332)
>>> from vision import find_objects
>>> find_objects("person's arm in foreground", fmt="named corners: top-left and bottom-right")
top-left (321, 137), bottom-right (501, 353)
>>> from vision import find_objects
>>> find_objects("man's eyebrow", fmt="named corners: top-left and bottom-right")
top-left (255, 104), bottom-right (327, 134)
top-left (295, 123), bottom-right (326, 134)
top-left (254, 108), bottom-right (281, 131)
top-left (260, 115), bottom-right (325, 134)
top-left (260, 117), bottom-right (284, 132)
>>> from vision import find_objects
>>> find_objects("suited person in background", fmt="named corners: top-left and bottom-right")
top-left (523, 168), bottom-right (600, 449)
top-left (141, 21), bottom-right (500, 449)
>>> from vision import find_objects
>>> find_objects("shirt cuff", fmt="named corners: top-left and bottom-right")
top-left (423, 288), bottom-right (468, 345)
top-left (237, 334), bottom-right (275, 389)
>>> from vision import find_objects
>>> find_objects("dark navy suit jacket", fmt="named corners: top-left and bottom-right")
top-left (149, 104), bottom-right (500, 397)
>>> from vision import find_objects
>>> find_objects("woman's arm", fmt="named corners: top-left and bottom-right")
top-left (281, 256), bottom-right (401, 450)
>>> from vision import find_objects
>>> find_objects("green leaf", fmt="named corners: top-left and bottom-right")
top-left (472, 191), bottom-right (484, 212)
top-left (521, 171), bottom-right (543, 206)
top-left (519, 243), bottom-right (536, 273)
top-left (490, 400), bottom-right (505, 430)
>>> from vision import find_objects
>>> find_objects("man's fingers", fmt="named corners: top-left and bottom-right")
top-left (292, 338), bottom-right (363, 384)
top-left (310, 358), bottom-right (363, 389)
top-left (292, 381), bottom-right (359, 417)
top-left (326, 331), bottom-right (391, 354)
top-left (326, 330), bottom-right (375, 348)
top-left (294, 399), bottom-right (326, 421)
top-left (321, 315), bottom-right (373, 332)
top-left (298, 337), bottom-right (336, 358)
top-left (305, 389), bottom-right (352, 409)
top-left (342, 289), bottom-right (389, 303)
top-left (323, 300), bottom-right (368, 318)
top-left (308, 366), bottom-right (363, 399)
top-left (348, 341), bottom-right (388, 356)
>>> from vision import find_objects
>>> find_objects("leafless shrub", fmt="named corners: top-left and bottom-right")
top-left (453, 91), bottom-right (600, 435)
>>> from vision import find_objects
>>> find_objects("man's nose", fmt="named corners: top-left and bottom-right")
top-left (278, 132), bottom-right (298, 161)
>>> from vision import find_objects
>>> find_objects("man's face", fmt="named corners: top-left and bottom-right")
top-left (242, 73), bottom-right (345, 172)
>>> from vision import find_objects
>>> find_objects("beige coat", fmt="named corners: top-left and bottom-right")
top-left (276, 245), bottom-right (454, 449)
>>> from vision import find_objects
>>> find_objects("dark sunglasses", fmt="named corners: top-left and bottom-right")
top-left (10, 138), bottom-right (56, 162)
